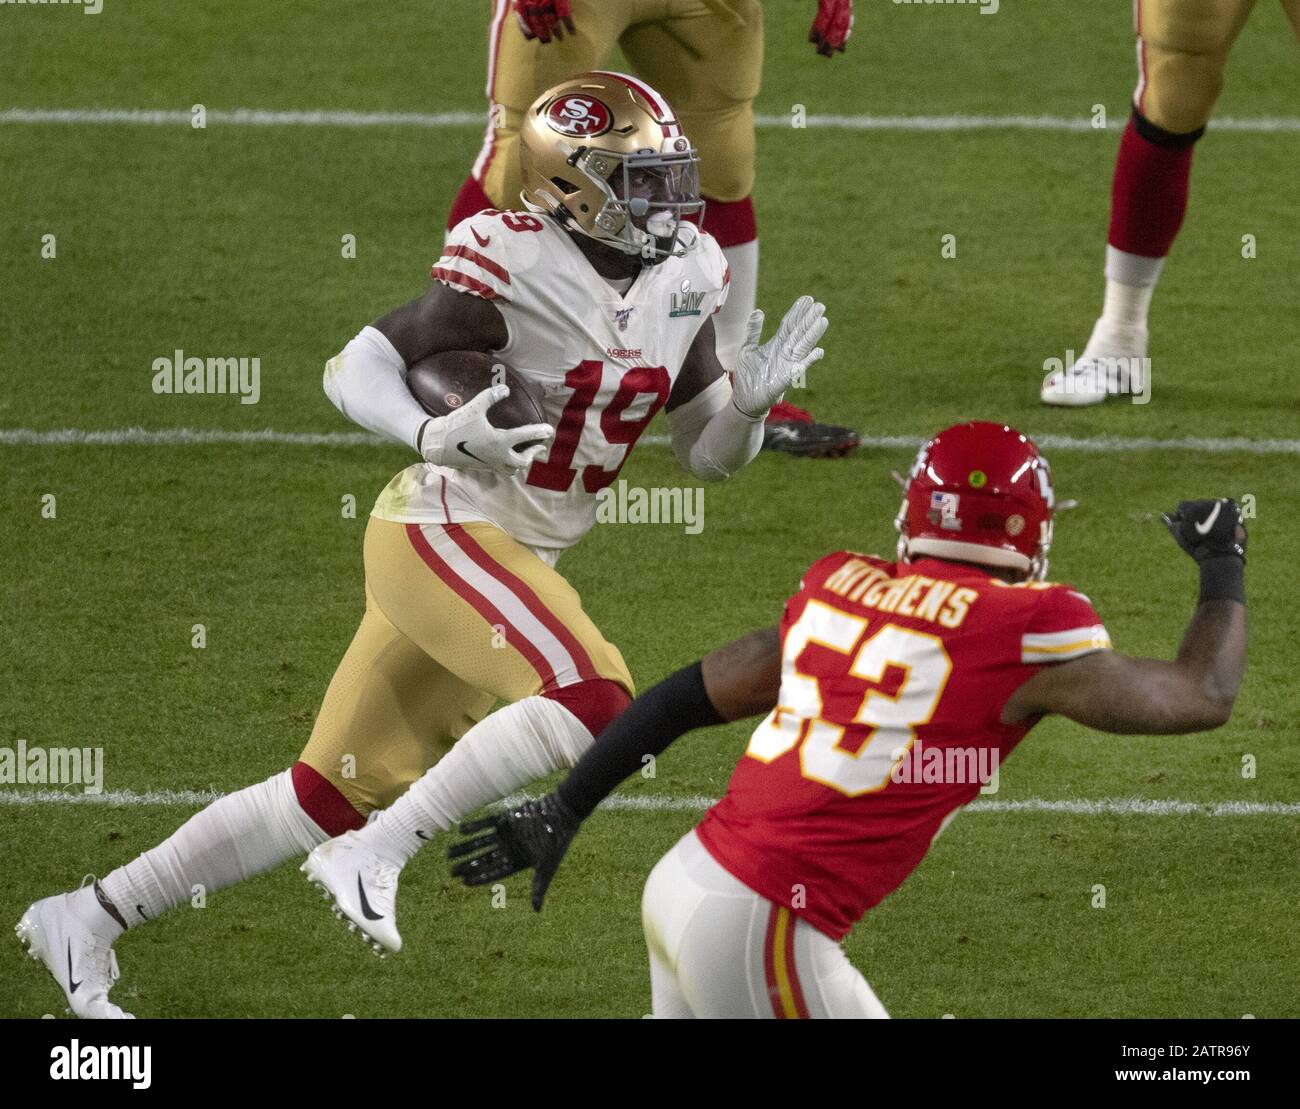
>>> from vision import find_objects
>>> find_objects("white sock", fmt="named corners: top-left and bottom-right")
top-left (1104, 243), bottom-right (1165, 289)
top-left (1096, 245), bottom-right (1162, 334)
top-left (359, 696), bottom-right (595, 866)
top-left (98, 769), bottom-right (328, 928)
top-left (713, 240), bottom-right (759, 372)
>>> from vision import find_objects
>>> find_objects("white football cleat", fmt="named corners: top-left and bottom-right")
top-left (16, 878), bottom-right (134, 1019)
top-left (1041, 320), bottom-right (1149, 407)
top-left (302, 831), bottom-right (403, 955)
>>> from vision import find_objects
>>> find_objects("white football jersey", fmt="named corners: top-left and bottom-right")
top-left (371, 209), bottom-right (730, 553)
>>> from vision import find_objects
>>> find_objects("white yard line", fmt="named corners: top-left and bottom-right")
top-left (2, 108), bottom-right (1298, 133)
top-left (1, 787), bottom-right (1295, 817)
top-left (0, 428), bottom-right (386, 447)
top-left (3, 427), bottom-right (1300, 455)
top-left (0, 789), bottom-right (225, 807)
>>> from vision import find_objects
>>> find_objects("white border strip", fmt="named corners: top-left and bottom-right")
top-left (3, 788), bottom-right (1293, 816)
top-left (2, 108), bottom-right (1298, 133)
top-left (4, 427), bottom-right (1299, 455)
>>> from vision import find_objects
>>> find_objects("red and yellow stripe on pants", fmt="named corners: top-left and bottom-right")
top-left (764, 905), bottom-right (811, 1020)
top-left (298, 516), bottom-right (632, 815)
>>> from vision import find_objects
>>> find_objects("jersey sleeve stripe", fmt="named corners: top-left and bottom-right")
top-left (1022, 625), bottom-right (1112, 663)
top-left (1022, 642), bottom-right (1111, 664)
top-left (1022, 625), bottom-right (1111, 650)
top-left (443, 244), bottom-right (511, 285)
top-left (430, 266), bottom-right (508, 302)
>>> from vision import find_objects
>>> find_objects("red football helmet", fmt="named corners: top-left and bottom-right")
top-left (895, 421), bottom-right (1056, 581)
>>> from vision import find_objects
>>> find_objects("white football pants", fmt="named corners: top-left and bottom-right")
top-left (641, 830), bottom-right (890, 1019)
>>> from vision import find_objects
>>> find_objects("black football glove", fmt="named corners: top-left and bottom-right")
top-left (447, 793), bottom-right (581, 911)
top-left (1161, 498), bottom-right (1247, 563)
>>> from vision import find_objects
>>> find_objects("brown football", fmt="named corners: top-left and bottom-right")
top-left (406, 351), bottom-right (549, 448)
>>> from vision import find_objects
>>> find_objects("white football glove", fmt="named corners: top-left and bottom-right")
top-left (731, 295), bottom-right (828, 418)
top-left (419, 384), bottom-right (554, 476)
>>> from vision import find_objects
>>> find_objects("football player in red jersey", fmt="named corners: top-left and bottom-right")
top-left (450, 420), bottom-right (1248, 1018)
top-left (452, 0), bottom-right (859, 457)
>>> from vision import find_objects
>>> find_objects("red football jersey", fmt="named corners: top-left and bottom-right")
top-left (695, 551), bottom-right (1111, 941)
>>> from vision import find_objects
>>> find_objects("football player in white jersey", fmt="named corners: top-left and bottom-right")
top-left (14, 71), bottom-right (828, 1014)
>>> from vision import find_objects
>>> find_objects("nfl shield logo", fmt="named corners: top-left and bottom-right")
top-left (614, 307), bottom-right (634, 332)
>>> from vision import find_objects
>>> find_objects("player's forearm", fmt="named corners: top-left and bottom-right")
top-left (1163, 551), bottom-right (1248, 723)
top-left (555, 662), bottom-right (724, 820)
top-left (1069, 653), bottom-right (1233, 734)
top-left (1057, 601), bottom-right (1245, 735)
top-left (687, 401), bottom-right (765, 481)
top-left (1170, 598), bottom-right (1247, 725)
top-left (322, 326), bottom-right (429, 452)
top-left (668, 374), bottom-right (763, 481)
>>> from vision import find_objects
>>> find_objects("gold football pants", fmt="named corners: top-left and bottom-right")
top-left (298, 517), bottom-right (632, 815)
top-left (1134, 0), bottom-right (1300, 133)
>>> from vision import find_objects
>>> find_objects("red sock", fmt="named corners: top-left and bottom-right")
top-left (543, 679), bottom-right (631, 739)
top-left (1107, 110), bottom-right (1199, 259)
top-left (447, 174), bottom-right (497, 231)
top-left (291, 761), bottom-right (365, 836)
top-left (700, 196), bottom-right (757, 249)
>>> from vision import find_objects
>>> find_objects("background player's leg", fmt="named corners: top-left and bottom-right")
top-left (623, 2), bottom-right (857, 455)
top-left (620, 0), bottom-right (763, 372)
top-left (448, 0), bottom-right (632, 227)
top-left (1045, 0), bottom-right (1256, 406)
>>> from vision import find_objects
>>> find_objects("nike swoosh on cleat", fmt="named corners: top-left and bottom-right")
top-left (415, 830), bottom-right (431, 841)
top-left (456, 441), bottom-right (492, 466)
top-left (67, 942), bottom-right (82, 993)
top-left (136, 905), bottom-right (148, 920)
top-left (1195, 501), bottom-right (1222, 535)
top-left (356, 875), bottom-right (384, 922)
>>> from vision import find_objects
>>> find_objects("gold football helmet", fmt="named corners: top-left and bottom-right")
top-left (518, 71), bottom-right (704, 262)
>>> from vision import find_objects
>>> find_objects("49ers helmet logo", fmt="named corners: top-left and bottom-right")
top-left (545, 94), bottom-right (613, 137)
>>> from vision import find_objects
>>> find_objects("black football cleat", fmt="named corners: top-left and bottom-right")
top-left (762, 402), bottom-right (861, 459)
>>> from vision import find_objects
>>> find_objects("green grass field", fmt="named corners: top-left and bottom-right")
top-left (1, 1), bottom-right (1297, 1018)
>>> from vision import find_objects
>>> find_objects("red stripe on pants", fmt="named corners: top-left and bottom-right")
top-left (442, 523), bottom-right (601, 684)
top-left (403, 523), bottom-right (559, 691)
